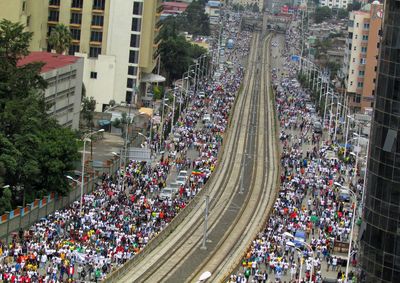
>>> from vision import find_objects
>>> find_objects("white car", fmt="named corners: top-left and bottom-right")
top-left (175, 175), bottom-right (187, 186)
top-left (160, 187), bottom-right (175, 200)
top-left (178, 170), bottom-right (188, 178)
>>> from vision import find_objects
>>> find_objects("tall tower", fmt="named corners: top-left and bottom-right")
top-left (360, 0), bottom-right (400, 282)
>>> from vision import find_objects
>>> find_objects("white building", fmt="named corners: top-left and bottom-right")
top-left (18, 52), bottom-right (83, 129)
top-left (319, 0), bottom-right (351, 9)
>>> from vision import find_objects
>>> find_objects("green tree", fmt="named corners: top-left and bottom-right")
top-left (314, 6), bottom-right (332, 24)
top-left (48, 23), bottom-right (72, 54)
top-left (337, 8), bottom-right (349, 19)
top-left (347, 1), bottom-right (361, 11)
top-left (0, 19), bottom-right (78, 204)
top-left (82, 96), bottom-right (96, 130)
top-left (182, 0), bottom-right (210, 36)
top-left (0, 187), bottom-right (12, 215)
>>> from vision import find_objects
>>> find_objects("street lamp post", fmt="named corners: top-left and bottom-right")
top-left (334, 183), bottom-right (357, 282)
top-left (79, 129), bottom-right (104, 214)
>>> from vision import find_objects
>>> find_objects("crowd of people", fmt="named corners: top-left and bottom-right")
top-left (228, 15), bottom-right (361, 283)
top-left (0, 11), bottom-right (252, 283)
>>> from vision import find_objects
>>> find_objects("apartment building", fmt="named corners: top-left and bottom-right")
top-left (319, 0), bottom-right (350, 9)
top-left (0, 0), bottom-right (48, 51)
top-left (231, 0), bottom-right (264, 11)
top-left (0, 0), bottom-right (163, 112)
top-left (18, 52), bottom-right (83, 129)
top-left (342, 1), bottom-right (382, 113)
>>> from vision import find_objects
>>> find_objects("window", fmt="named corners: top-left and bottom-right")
top-left (355, 94), bottom-right (361, 103)
top-left (350, 81), bottom-right (353, 86)
top-left (356, 22), bottom-right (359, 27)
top-left (361, 47), bottom-right (367, 53)
top-left (48, 10), bottom-right (59, 21)
top-left (90, 72), bottom-right (98, 79)
top-left (68, 44), bottom-right (79, 55)
top-left (362, 35), bottom-right (369, 40)
top-left (71, 0), bottom-right (83, 8)
top-left (93, 0), bottom-right (106, 10)
top-left (131, 18), bottom-right (141, 32)
top-left (377, 42), bottom-right (380, 48)
top-left (127, 78), bottom-right (134, 88)
top-left (70, 28), bottom-right (81, 40)
top-left (70, 13), bottom-right (82, 24)
top-left (359, 70), bottom-right (365, 76)
top-left (360, 58), bottom-right (366, 64)
top-left (352, 58), bottom-right (355, 63)
top-left (92, 15), bottom-right (104, 26)
top-left (89, 47), bottom-right (101, 58)
top-left (22, 1), bottom-right (26, 11)
top-left (354, 46), bottom-right (357, 51)
top-left (357, 82), bottom-right (364, 88)
top-left (129, 50), bottom-right (139, 64)
top-left (126, 91), bottom-right (133, 103)
top-left (49, 0), bottom-right (60, 5)
top-left (364, 23), bottom-right (370, 29)
top-left (352, 69), bottom-right (354, 74)
top-left (130, 34), bottom-right (140, 48)
top-left (90, 31), bottom-right (103, 42)
top-left (133, 2), bottom-right (143, 15)
top-left (128, 66), bottom-right (138, 76)
top-left (27, 16), bottom-right (31, 27)
top-left (354, 35), bottom-right (358, 39)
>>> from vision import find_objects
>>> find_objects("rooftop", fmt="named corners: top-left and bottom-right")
top-left (162, 2), bottom-right (189, 8)
top-left (17, 51), bottom-right (80, 73)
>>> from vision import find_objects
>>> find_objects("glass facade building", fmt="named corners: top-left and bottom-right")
top-left (360, 0), bottom-right (400, 282)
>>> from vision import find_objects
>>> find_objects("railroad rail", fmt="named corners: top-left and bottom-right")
top-left (105, 29), bottom-right (279, 283)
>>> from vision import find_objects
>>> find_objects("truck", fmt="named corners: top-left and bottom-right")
top-left (227, 39), bottom-right (234, 49)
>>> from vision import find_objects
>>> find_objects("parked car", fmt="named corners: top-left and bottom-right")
top-left (175, 175), bottom-right (187, 186)
top-left (160, 187), bottom-right (176, 200)
top-left (313, 121), bottom-right (323, 134)
top-left (178, 170), bottom-right (188, 178)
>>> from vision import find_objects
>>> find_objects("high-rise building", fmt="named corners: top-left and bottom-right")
top-left (0, 0), bottom-right (48, 51)
top-left (0, 0), bottom-right (163, 112)
top-left (342, 1), bottom-right (383, 114)
top-left (360, 0), bottom-right (400, 282)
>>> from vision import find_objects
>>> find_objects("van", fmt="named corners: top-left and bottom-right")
top-left (198, 91), bottom-right (205, 99)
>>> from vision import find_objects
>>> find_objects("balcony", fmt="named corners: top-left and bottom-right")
top-left (91, 25), bottom-right (103, 30)
top-left (89, 41), bottom-right (102, 46)
top-left (70, 7), bottom-right (82, 12)
top-left (92, 8), bottom-right (105, 14)
top-left (70, 23), bottom-right (81, 28)
top-left (48, 19), bottom-right (58, 25)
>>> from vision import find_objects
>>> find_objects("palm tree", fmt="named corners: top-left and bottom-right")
top-left (48, 24), bottom-right (72, 54)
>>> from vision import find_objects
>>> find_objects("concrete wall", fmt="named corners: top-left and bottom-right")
top-left (107, 0), bottom-right (138, 105)
top-left (77, 53), bottom-right (116, 112)
top-left (42, 57), bottom-right (84, 129)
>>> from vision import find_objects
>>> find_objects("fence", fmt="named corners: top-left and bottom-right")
top-left (0, 157), bottom-right (120, 243)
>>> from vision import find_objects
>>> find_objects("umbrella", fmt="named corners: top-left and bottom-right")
top-left (311, 215), bottom-right (319, 223)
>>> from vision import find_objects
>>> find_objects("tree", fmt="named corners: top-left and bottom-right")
top-left (314, 7), bottom-right (332, 24)
top-left (182, 0), bottom-right (210, 36)
top-left (48, 23), bottom-right (72, 54)
top-left (82, 96), bottom-right (96, 130)
top-left (347, 1), bottom-right (361, 11)
top-left (0, 19), bottom-right (79, 205)
top-left (112, 112), bottom-right (130, 137)
top-left (0, 187), bottom-right (12, 215)
top-left (337, 8), bottom-right (349, 19)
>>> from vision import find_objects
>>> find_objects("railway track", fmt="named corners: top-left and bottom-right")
top-left (105, 30), bottom-right (279, 283)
